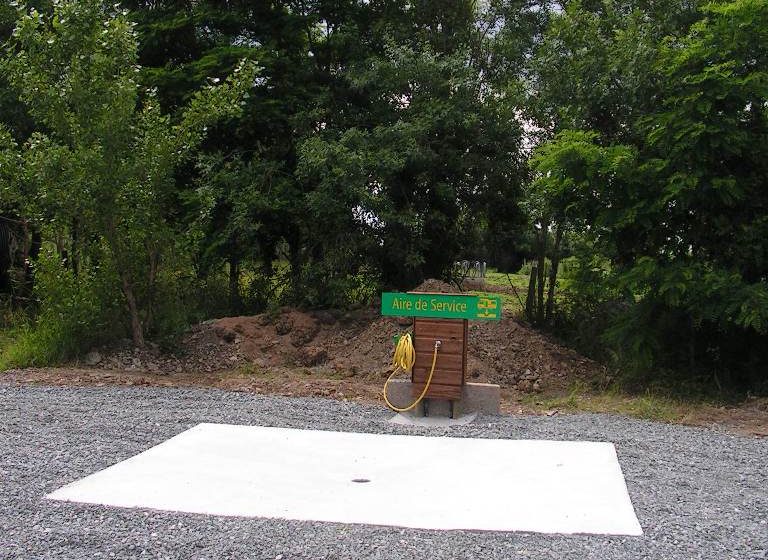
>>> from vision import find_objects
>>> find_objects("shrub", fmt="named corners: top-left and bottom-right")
top-left (1, 248), bottom-right (123, 367)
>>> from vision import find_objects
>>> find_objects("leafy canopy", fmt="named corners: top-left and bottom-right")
top-left (0, 0), bottom-right (256, 347)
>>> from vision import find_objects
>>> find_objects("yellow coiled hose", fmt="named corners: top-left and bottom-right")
top-left (382, 332), bottom-right (440, 412)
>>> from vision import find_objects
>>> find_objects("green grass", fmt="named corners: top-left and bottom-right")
top-left (0, 305), bottom-right (27, 370)
top-left (469, 266), bottom-right (580, 317)
top-left (0, 304), bottom-right (97, 370)
top-left (0, 322), bottom-right (70, 370)
top-left (483, 269), bottom-right (530, 290)
top-left (521, 383), bottom-right (700, 423)
top-left (232, 363), bottom-right (352, 381)
top-left (0, 330), bottom-right (14, 365)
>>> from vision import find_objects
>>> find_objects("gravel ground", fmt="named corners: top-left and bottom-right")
top-left (1, 384), bottom-right (766, 560)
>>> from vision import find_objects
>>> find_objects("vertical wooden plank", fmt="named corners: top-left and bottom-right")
top-left (462, 319), bottom-right (468, 385)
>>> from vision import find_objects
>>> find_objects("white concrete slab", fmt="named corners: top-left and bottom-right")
top-left (389, 412), bottom-right (478, 426)
top-left (47, 424), bottom-right (642, 535)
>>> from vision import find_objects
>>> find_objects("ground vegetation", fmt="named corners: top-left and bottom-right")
top-left (0, 0), bottom-right (766, 395)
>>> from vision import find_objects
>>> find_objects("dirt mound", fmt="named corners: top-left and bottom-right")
top-left (214, 311), bottom-right (327, 366)
top-left (209, 308), bottom-right (380, 370)
top-left (412, 278), bottom-right (459, 293)
top-left (467, 319), bottom-right (598, 390)
top-left (88, 277), bottom-right (602, 392)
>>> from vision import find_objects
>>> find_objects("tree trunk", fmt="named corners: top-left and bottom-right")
top-left (545, 223), bottom-right (563, 324)
top-left (228, 255), bottom-right (241, 312)
top-left (105, 221), bottom-right (144, 347)
top-left (24, 226), bottom-right (41, 297)
top-left (261, 239), bottom-right (275, 279)
top-left (144, 247), bottom-right (160, 333)
top-left (121, 272), bottom-right (145, 348)
top-left (689, 316), bottom-right (696, 373)
top-left (525, 262), bottom-right (537, 321)
top-left (71, 217), bottom-right (80, 277)
top-left (287, 228), bottom-right (302, 282)
top-left (536, 224), bottom-right (547, 325)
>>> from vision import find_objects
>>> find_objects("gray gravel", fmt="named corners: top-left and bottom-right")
top-left (1, 384), bottom-right (766, 560)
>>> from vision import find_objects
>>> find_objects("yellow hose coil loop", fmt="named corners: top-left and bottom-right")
top-left (382, 332), bottom-right (440, 412)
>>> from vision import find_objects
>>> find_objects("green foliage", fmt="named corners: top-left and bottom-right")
top-left (191, 153), bottom-right (297, 309)
top-left (532, 0), bottom-right (768, 391)
top-left (290, 259), bottom-right (380, 309)
top-left (296, 36), bottom-right (527, 289)
top-left (0, 0), bottom-right (256, 348)
top-left (1, 247), bottom-right (122, 368)
top-left (529, 130), bottom-right (639, 230)
top-left (530, 0), bottom-right (702, 142)
top-left (1, 0), bottom-right (764, 397)
top-left (177, 0), bottom-right (530, 304)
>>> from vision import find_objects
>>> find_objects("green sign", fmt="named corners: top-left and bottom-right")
top-left (381, 292), bottom-right (502, 321)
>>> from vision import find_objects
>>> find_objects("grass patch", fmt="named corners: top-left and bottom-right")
top-left (522, 384), bottom-right (701, 423)
top-left (232, 363), bottom-right (271, 377)
top-left (0, 323), bottom-right (71, 370)
top-left (0, 330), bottom-right (16, 366)
top-left (484, 270), bottom-right (530, 290)
top-left (0, 306), bottom-right (34, 370)
top-left (232, 363), bottom-right (354, 381)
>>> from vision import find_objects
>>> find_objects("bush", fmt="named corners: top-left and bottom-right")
top-left (554, 241), bottom-right (768, 395)
top-left (287, 260), bottom-right (380, 309)
top-left (0, 248), bottom-right (123, 368)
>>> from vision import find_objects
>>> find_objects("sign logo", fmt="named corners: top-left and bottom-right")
top-left (475, 297), bottom-right (499, 319)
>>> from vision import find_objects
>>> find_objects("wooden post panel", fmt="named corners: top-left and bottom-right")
top-left (411, 317), bottom-right (467, 399)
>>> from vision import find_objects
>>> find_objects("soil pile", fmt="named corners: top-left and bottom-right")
top-left (412, 279), bottom-right (460, 293)
top-left (89, 279), bottom-right (603, 392)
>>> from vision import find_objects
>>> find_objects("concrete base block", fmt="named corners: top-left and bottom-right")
top-left (385, 379), bottom-right (500, 417)
top-left (460, 381), bottom-right (501, 415)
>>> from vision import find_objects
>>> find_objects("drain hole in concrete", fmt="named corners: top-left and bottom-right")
top-left (351, 478), bottom-right (370, 483)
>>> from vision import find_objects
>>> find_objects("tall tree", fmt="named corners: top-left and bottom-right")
top-left (530, 0), bottom-right (702, 143)
top-left (129, 0), bottom-right (533, 303)
top-left (124, 0), bottom-right (321, 308)
top-left (0, 0), bottom-right (255, 345)
top-left (529, 0), bottom-right (768, 387)
top-left (296, 1), bottom-right (529, 290)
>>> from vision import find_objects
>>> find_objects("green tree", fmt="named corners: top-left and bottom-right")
top-left (530, 0), bottom-right (768, 389)
top-left (123, 1), bottom-right (322, 309)
top-left (296, 2), bottom-right (529, 291)
top-left (131, 1), bottom-right (532, 303)
top-left (530, 0), bottom-right (702, 143)
top-left (624, 0), bottom-right (768, 384)
top-left (0, 0), bottom-right (255, 346)
top-left (528, 130), bottom-right (637, 324)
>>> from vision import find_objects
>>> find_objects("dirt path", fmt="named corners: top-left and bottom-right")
top-left (3, 366), bottom-right (766, 437)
